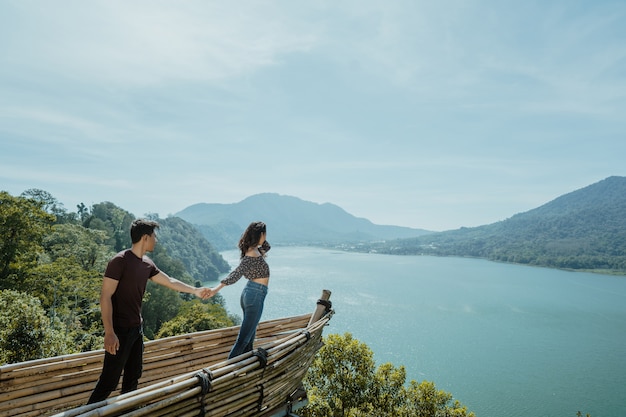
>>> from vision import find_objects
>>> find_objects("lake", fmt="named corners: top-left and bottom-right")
top-left (210, 247), bottom-right (626, 417)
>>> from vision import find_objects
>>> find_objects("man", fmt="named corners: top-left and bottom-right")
top-left (88, 219), bottom-right (211, 404)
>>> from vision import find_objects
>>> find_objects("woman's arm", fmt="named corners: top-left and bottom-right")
top-left (260, 240), bottom-right (271, 254)
top-left (208, 282), bottom-right (227, 298)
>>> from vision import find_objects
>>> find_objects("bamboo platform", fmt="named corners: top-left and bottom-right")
top-left (0, 290), bottom-right (333, 417)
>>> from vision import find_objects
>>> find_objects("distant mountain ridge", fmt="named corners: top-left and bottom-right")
top-left (362, 176), bottom-right (626, 274)
top-left (175, 193), bottom-right (432, 250)
top-left (174, 177), bottom-right (626, 274)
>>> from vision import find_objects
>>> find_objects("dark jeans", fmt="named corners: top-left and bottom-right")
top-left (87, 325), bottom-right (144, 404)
top-left (228, 281), bottom-right (267, 359)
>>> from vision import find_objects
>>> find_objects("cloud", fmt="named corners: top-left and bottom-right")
top-left (1, 1), bottom-right (625, 230)
top-left (0, 162), bottom-right (132, 188)
top-left (1, 1), bottom-right (318, 86)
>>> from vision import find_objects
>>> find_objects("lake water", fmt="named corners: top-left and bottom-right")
top-left (210, 247), bottom-right (626, 417)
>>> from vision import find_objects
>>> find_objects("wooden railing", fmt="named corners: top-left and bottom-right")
top-left (0, 290), bottom-right (333, 417)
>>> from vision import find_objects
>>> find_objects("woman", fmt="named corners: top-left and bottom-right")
top-left (209, 221), bottom-right (270, 359)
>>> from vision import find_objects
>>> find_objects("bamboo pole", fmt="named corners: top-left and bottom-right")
top-left (308, 289), bottom-right (332, 326)
top-left (1, 292), bottom-right (333, 417)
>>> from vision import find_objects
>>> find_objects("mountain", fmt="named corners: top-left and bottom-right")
top-left (175, 193), bottom-right (432, 250)
top-left (156, 216), bottom-right (231, 281)
top-left (362, 176), bottom-right (626, 274)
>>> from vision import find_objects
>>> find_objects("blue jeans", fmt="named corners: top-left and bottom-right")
top-left (229, 281), bottom-right (267, 359)
top-left (88, 326), bottom-right (144, 404)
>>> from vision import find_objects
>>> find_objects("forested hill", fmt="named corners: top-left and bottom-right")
top-left (362, 176), bottom-right (626, 274)
top-left (0, 190), bottom-right (235, 361)
top-left (156, 216), bottom-right (231, 281)
top-left (176, 193), bottom-right (432, 250)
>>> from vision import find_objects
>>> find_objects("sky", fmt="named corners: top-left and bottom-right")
top-left (1, 1), bottom-right (625, 231)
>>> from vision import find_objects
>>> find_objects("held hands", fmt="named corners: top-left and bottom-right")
top-left (194, 287), bottom-right (213, 299)
top-left (193, 284), bottom-right (223, 299)
top-left (194, 287), bottom-right (222, 299)
top-left (203, 287), bottom-right (221, 299)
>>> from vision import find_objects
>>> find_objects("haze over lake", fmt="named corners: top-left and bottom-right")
top-left (212, 247), bottom-right (626, 417)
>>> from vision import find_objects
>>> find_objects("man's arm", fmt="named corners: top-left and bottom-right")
top-left (151, 272), bottom-right (210, 298)
top-left (101, 277), bottom-right (120, 355)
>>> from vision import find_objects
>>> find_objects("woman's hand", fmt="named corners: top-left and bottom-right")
top-left (194, 287), bottom-right (212, 299)
top-left (207, 283), bottom-right (225, 298)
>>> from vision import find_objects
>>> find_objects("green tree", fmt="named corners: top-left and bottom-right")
top-left (156, 300), bottom-right (234, 338)
top-left (141, 244), bottom-right (198, 338)
top-left (156, 216), bottom-right (230, 282)
top-left (84, 201), bottom-right (134, 251)
top-left (142, 281), bottom-right (184, 339)
top-left (0, 290), bottom-right (72, 364)
top-left (77, 202), bottom-right (90, 222)
top-left (0, 191), bottom-right (55, 289)
top-left (302, 333), bottom-right (474, 417)
top-left (42, 223), bottom-right (113, 271)
top-left (369, 362), bottom-right (408, 415)
top-left (26, 258), bottom-right (103, 352)
top-left (401, 380), bottom-right (474, 417)
top-left (303, 333), bottom-right (376, 417)
top-left (20, 188), bottom-right (78, 224)
top-left (23, 222), bottom-right (113, 351)
top-left (0, 190), bottom-right (236, 356)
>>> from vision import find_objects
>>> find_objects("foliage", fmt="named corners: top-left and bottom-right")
top-left (150, 244), bottom-right (195, 286)
top-left (156, 216), bottom-right (231, 282)
top-left (359, 176), bottom-right (626, 274)
top-left (0, 187), bottom-right (478, 415)
top-left (0, 189), bottom-right (234, 363)
top-left (0, 290), bottom-right (72, 364)
top-left (0, 191), bottom-right (55, 289)
top-left (142, 280), bottom-right (184, 339)
top-left (83, 201), bottom-right (134, 251)
top-left (26, 258), bottom-right (103, 351)
top-left (156, 300), bottom-right (234, 338)
top-left (302, 333), bottom-right (474, 417)
top-left (21, 188), bottom-right (78, 224)
top-left (42, 223), bottom-right (113, 271)
top-left (402, 380), bottom-right (473, 417)
top-left (304, 333), bottom-right (376, 416)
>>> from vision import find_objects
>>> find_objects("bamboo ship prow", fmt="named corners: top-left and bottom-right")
top-left (0, 290), bottom-right (334, 417)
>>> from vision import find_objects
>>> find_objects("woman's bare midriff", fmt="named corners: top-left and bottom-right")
top-left (251, 277), bottom-right (269, 286)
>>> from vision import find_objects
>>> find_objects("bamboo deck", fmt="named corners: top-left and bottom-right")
top-left (0, 290), bottom-right (333, 417)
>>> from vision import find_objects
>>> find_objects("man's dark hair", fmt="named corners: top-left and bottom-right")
top-left (130, 219), bottom-right (160, 243)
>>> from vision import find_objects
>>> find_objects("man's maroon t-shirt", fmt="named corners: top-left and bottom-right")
top-left (104, 249), bottom-right (160, 328)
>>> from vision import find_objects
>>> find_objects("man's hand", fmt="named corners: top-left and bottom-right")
top-left (104, 332), bottom-right (120, 355)
top-left (194, 287), bottom-right (212, 299)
